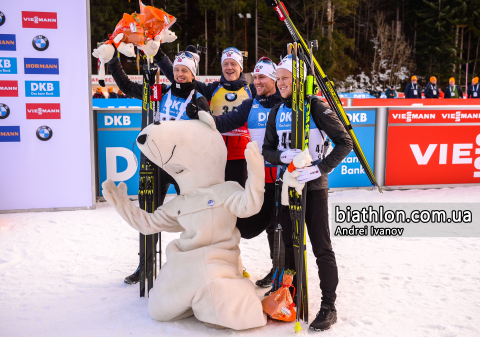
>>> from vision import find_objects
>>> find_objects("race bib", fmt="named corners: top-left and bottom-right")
top-left (433, 90), bottom-right (437, 95)
top-left (474, 92), bottom-right (478, 97)
top-left (413, 90), bottom-right (418, 95)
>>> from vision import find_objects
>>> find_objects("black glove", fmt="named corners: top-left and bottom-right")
top-left (107, 42), bottom-right (119, 65)
top-left (154, 46), bottom-right (165, 62)
top-left (186, 102), bottom-right (199, 120)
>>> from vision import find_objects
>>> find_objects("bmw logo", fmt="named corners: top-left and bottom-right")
top-left (36, 126), bottom-right (53, 141)
top-left (32, 35), bottom-right (49, 51)
top-left (0, 103), bottom-right (10, 119)
top-left (225, 92), bottom-right (237, 102)
top-left (0, 12), bottom-right (5, 27)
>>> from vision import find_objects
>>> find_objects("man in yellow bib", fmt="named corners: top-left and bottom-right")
top-left (155, 46), bottom-right (256, 188)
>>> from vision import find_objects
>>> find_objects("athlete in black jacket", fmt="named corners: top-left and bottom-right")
top-left (262, 55), bottom-right (352, 331)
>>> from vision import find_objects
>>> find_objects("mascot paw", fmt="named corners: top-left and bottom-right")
top-left (137, 38), bottom-right (160, 58)
top-left (245, 141), bottom-right (265, 177)
top-left (102, 179), bottom-right (129, 209)
top-left (159, 28), bottom-right (177, 43)
top-left (281, 170), bottom-right (306, 205)
top-left (92, 44), bottom-right (115, 63)
top-left (291, 148), bottom-right (313, 170)
top-left (118, 42), bottom-right (135, 58)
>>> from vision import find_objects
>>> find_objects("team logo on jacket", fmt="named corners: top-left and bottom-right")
top-left (0, 103), bottom-right (10, 119)
top-left (0, 12), bottom-right (5, 26)
top-left (36, 125), bottom-right (53, 141)
top-left (0, 34), bottom-right (16, 51)
top-left (32, 35), bottom-right (49, 51)
top-left (22, 11), bottom-right (58, 29)
top-left (225, 92), bottom-right (237, 102)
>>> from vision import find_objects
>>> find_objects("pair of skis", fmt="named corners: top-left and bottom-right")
top-left (138, 60), bottom-right (162, 297)
top-left (290, 42), bottom-right (314, 332)
top-left (270, 166), bottom-right (286, 294)
top-left (266, 0), bottom-right (382, 194)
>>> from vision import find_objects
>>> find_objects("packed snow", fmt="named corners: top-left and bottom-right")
top-left (1, 186), bottom-right (479, 337)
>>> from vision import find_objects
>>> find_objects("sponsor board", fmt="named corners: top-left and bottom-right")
top-left (26, 103), bottom-right (61, 119)
top-left (32, 35), bottom-right (49, 51)
top-left (0, 80), bottom-right (19, 97)
top-left (0, 126), bottom-right (20, 142)
top-left (36, 125), bottom-right (53, 141)
top-left (386, 126), bottom-right (480, 185)
top-left (0, 57), bottom-right (17, 74)
top-left (24, 58), bottom-right (59, 75)
top-left (389, 109), bottom-right (480, 124)
top-left (328, 109), bottom-right (376, 188)
top-left (25, 81), bottom-right (60, 97)
top-left (0, 34), bottom-right (16, 51)
top-left (22, 11), bottom-right (57, 29)
top-left (0, 103), bottom-right (10, 119)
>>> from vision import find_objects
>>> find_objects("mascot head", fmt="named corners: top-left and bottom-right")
top-left (136, 111), bottom-right (227, 195)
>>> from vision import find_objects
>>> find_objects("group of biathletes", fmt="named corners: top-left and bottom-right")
top-left (92, 41), bottom-right (353, 331)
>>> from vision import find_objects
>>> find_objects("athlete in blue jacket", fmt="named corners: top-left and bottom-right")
top-left (187, 57), bottom-right (282, 288)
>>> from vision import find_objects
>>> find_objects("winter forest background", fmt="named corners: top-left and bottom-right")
top-left (90, 0), bottom-right (480, 91)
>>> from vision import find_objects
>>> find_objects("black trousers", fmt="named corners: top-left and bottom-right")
top-left (158, 168), bottom-right (180, 203)
top-left (225, 159), bottom-right (248, 188)
top-left (280, 188), bottom-right (338, 306)
top-left (236, 183), bottom-right (276, 254)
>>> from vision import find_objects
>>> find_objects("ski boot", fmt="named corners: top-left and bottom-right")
top-left (255, 268), bottom-right (274, 288)
top-left (309, 304), bottom-right (337, 331)
top-left (124, 266), bottom-right (140, 285)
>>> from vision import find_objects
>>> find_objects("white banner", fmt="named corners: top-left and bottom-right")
top-left (0, 1), bottom-right (93, 211)
top-left (91, 74), bottom-right (221, 86)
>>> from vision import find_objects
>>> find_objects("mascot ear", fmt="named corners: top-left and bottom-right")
top-left (198, 110), bottom-right (217, 131)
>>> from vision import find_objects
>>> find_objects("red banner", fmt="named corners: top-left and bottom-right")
top-left (386, 125), bottom-right (480, 185)
top-left (353, 98), bottom-right (478, 106)
top-left (26, 103), bottom-right (61, 119)
top-left (0, 81), bottom-right (18, 97)
top-left (22, 11), bottom-right (58, 29)
top-left (389, 109), bottom-right (480, 124)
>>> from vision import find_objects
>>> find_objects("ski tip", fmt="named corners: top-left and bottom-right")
top-left (294, 322), bottom-right (302, 333)
top-left (99, 79), bottom-right (105, 87)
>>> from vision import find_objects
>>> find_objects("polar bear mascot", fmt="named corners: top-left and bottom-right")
top-left (102, 111), bottom-right (267, 330)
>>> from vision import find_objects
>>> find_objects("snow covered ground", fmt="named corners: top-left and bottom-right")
top-left (1, 186), bottom-right (479, 337)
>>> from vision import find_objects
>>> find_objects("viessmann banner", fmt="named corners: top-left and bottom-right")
top-left (385, 109), bottom-right (480, 186)
top-left (0, 1), bottom-right (93, 211)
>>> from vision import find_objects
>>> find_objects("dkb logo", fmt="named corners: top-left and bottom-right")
top-left (25, 81), bottom-right (60, 97)
top-left (0, 58), bottom-right (17, 74)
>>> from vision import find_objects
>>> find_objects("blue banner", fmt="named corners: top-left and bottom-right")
top-left (25, 80), bottom-right (60, 97)
top-left (92, 98), bottom-right (142, 108)
top-left (0, 34), bottom-right (16, 51)
top-left (328, 109), bottom-right (376, 188)
top-left (97, 111), bottom-right (176, 196)
top-left (0, 57), bottom-right (17, 74)
top-left (24, 58), bottom-right (59, 75)
top-left (0, 126), bottom-right (20, 142)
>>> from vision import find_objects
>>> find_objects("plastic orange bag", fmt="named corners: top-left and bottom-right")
top-left (261, 271), bottom-right (296, 322)
top-left (139, 2), bottom-right (176, 39)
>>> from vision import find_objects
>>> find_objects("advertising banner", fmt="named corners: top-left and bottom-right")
top-left (328, 109), bottom-right (376, 188)
top-left (0, 1), bottom-right (93, 211)
top-left (96, 110), bottom-right (175, 196)
top-left (386, 109), bottom-right (480, 186)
